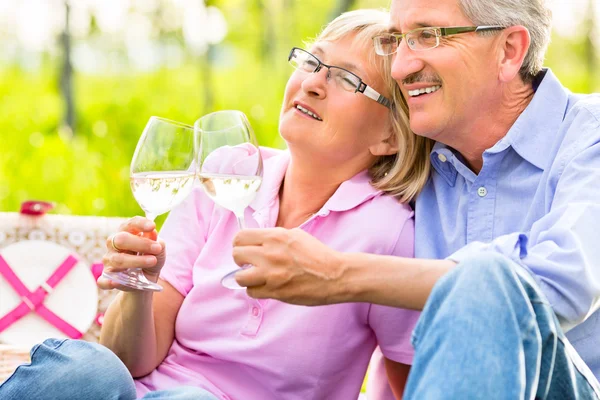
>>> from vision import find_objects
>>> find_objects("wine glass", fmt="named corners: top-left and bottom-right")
top-left (102, 117), bottom-right (197, 292)
top-left (195, 110), bottom-right (263, 289)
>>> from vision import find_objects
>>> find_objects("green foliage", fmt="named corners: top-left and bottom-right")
top-left (0, 0), bottom-right (599, 223)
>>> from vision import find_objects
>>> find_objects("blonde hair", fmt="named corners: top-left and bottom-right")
top-left (309, 9), bottom-right (433, 203)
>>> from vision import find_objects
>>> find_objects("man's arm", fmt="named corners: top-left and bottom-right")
top-left (232, 227), bottom-right (454, 309)
top-left (446, 108), bottom-right (600, 329)
top-left (341, 252), bottom-right (455, 310)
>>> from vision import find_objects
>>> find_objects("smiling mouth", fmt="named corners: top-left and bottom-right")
top-left (407, 85), bottom-right (442, 97)
top-left (295, 104), bottom-right (322, 121)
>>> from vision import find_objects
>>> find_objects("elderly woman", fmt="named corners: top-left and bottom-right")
top-left (0, 9), bottom-right (432, 400)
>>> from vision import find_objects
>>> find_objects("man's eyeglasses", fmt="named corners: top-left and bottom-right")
top-left (288, 47), bottom-right (392, 109)
top-left (373, 26), bottom-right (506, 55)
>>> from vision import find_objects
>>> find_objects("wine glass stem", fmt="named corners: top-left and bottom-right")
top-left (236, 213), bottom-right (246, 230)
top-left (137, 212), bottom-right (157, 258)
top-left (146, 213), bottom-right (157, 222)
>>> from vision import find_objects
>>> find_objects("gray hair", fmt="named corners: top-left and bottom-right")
top-left (459, 0), bottom-right (553, 81)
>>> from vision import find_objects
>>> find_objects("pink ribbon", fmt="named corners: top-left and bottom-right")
top-left (0, 254), bottom-right (84, 339)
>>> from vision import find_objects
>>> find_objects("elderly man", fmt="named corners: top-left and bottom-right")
top-left (234, 0), bottom-right (600, 398)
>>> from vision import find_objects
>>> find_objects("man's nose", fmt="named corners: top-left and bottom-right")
top-left (390, 41), bottom-right (425, 84)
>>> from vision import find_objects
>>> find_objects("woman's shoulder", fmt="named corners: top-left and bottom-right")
top-left (321, 192), bottom-right (413, 256)
top-left (356, 192), bottom-right (413, 223)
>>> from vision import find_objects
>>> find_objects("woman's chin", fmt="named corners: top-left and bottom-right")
top-left (278, 127), bottom-right (307, 146)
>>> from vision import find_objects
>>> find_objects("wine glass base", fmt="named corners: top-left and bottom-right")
top-left (102, 271), bottom-right (163, 292)
top-left (221, 266), bottom-right (251, 290)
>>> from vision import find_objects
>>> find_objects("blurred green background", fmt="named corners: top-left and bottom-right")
top-left (1, 0), bottom-right (598, 223)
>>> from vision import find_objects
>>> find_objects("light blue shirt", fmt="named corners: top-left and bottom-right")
top-left (414, 69), bottom-right (600, 377)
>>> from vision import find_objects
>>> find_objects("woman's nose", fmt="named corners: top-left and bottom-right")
top-left (300, 67), bottom-right (329, 98)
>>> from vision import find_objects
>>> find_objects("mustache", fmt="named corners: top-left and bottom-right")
top-left (402, 73), bottom-right (442, 86)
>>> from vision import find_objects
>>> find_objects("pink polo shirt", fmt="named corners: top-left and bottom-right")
top-left (135, 149), bottom-right (420, 400)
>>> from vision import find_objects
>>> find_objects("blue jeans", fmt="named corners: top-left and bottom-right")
top-left (0, 339), bottom-right (218, 400)
top-left (405, 252), bottom-right (600, 399)
top-left (3, 254), bottom-right (600, 399)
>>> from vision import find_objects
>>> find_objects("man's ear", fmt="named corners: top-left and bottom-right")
top-left (370, 129), bottom-right (399, 156)
top-left (498, 25), bottom-right (531, 83)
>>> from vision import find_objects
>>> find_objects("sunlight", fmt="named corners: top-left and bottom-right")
top-left (0, 0), bottom-right (594, 56)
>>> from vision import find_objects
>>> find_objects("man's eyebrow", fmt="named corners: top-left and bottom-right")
top-left (387, 21), bottom-right (438, 33)
top-left (415, 22), bottom-right (436, 28)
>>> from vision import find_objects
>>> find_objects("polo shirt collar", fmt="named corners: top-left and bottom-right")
top-left (485, 68), bottom-right (570, 170)
top-left (323, 169), bottom-right (382, 212)
top-left (249, 150), bottom-right (383, 214)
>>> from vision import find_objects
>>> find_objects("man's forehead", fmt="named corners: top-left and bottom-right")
top-left (389, 0), bottom-right (466, 31)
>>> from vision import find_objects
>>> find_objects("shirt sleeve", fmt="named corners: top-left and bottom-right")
top-left (366, 347), bottom-right (396, 400)
top-left (158, 187), bottom-right (214, 296)
top-left (368, 213), bottom-right (421, 364)
top-left (448, 106), bottom-right (600, 331)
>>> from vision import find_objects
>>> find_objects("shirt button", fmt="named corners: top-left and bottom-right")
top-left (477, 187), bottom-right (488, 197)
top-left (251, 306), bottom-right (260, 317)
top-left (437, 153), bottom-right (447, 162)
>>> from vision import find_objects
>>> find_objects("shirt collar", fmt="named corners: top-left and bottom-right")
top-left (323, 169), bottom-right (382, 212)
top-left (430, 142), bottom-right (460, 186)
top-left (249, 149), bottom-right (383, 214)
top-left (430, 68), bottom-right (570, 184)
top-left (485, 68), bottom-right (570, 169)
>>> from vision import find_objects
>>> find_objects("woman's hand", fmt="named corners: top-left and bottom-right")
top-left (98, 216), bottom-right (166, 291)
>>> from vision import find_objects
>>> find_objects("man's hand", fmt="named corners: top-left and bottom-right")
top-left (232, 228), bottom-right (348, 305)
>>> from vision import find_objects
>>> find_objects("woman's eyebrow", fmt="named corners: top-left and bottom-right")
top-left (311, 45), bottom-right (364, 75)
top-left (337, 61), bottom-right (361, 73)
top-left (312, 45), bottom-right (324, 55)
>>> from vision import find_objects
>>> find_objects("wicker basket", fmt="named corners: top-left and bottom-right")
top-left (0, 345), bottom-right (30, 384)
top-left (0, 209), bottom-right (126, 385)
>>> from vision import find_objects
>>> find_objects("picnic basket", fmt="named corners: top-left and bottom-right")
top-left (0, 201), bottom-right (127, 383)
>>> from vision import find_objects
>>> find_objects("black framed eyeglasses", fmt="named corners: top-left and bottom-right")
top-left (287, 47), bottom-right (392, 109)
top-left (373, 25), bottom-right (506, 55)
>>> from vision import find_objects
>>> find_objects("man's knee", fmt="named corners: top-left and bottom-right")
top-left (426, 251), bottom-right (526, 315)
top-left (449, 251), bottom-right (519, 288)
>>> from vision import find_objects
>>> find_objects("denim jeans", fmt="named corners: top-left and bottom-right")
top-left (405, 252), bottom-right (600, 400)
top-left (0, 338), bottom-right (218, 400)
top-left (2, 253), bottom-right (600, 400)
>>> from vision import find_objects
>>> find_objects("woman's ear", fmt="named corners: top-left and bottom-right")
top-left (370, 128), bottom-right (398, 156)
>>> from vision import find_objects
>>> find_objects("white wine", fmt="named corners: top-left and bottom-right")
top-left (198, 173), bottom-right (262, 216)
top-left (131, 171), bottom-right (196, 217)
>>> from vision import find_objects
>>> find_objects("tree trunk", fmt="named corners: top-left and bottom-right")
top-left (258, 0), bottom-right (276, 62)
top-left (200, 0), bottom-right (216, 114)
top-left (327, 0), bottom-right (357, 23)
top-left (60, 0), bottom-right (75, 134)
top-left (201, 45), bottom-right (216, 114)
top-left (584, 0), bottom-right (597, 92)
top-left (280, 0), bottom-right (294, 78)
